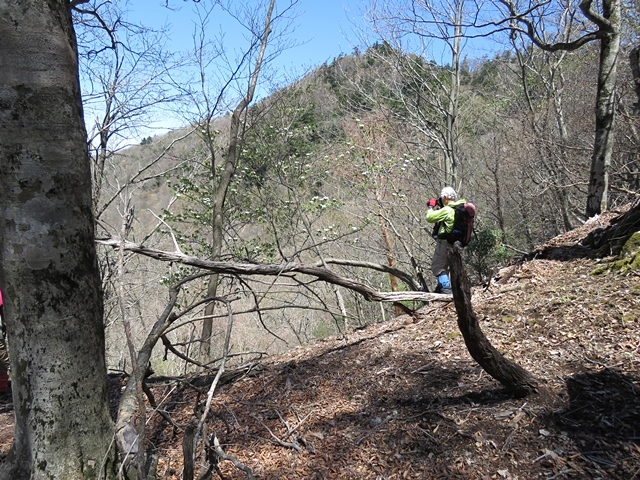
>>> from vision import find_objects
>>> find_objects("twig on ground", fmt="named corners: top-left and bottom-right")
top-left (278, 409), bottom-right (313, 442)
top-left (251, 413), bottom-right (302, 452)
top-left (213, 435), bottom-right (255, 479)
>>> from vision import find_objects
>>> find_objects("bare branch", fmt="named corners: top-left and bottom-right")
top-left (496, 0), bottom-right (603, 51)
top-left (96, 128), bottom-right (196, 218)
top-left (212, 435), bottom-right (255, 480)
top-left (579, 0), bottom-right (609, 28)
top-left (97, 237), bottom-right (451, 303)
top-left (69, 0), bottom-right (91, 9)
top-left (317, 258), bottom-right (420, 291)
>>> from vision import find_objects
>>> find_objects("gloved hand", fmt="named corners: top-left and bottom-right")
top-left (428, 198), bottom-right (438, 208)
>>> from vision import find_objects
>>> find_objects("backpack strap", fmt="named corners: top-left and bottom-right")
top-left (432, 222), bottom-right (442, 239)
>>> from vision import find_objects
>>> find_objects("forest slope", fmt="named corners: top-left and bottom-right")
top-left (1, 208), bottom-right (638, 479)
top-left (144, 207), bottom-right (640, 479)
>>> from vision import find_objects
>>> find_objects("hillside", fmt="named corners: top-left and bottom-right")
top-left (94, 45), bottom-right (640, 371)
top-left (1, 208), bottom-right (638, 479)
top-left (139, 208), bottom-right (638, 479)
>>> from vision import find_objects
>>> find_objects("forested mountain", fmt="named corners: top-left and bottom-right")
top-left (95, 42), bottom-right (640, 373)
top-left (2, 1), bottom-right (639, 478)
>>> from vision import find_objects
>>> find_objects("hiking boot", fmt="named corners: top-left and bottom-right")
top-left (434, 284), bottom-right (452, 294)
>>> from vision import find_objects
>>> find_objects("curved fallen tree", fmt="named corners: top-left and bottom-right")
top-left (447, 242), bottom-right (539, 397)
top-left (100, 237), bottom-right (540, 397)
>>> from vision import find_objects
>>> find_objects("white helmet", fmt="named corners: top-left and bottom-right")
top-left (440, 186), bottom-right (457, 200)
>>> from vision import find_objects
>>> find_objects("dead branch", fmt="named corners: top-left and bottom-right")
top-left (251, 414), bottom-right (302, 452)
top-left (97, 237), bottom-right (451, 303)
top-left (212, 435), bottom-right (255, 480)
top-left (318, 258), bottom-right (421, 291)
top-left (193, 300), bottom-right (237, 458)
top-left (278, 410), bottom-right (313, 443)
top-left (142, 380), bottom-right (181, 430)
top-left (161, 334), bottom-right (209, 369)
top-left (447, 242), bottom-right (539, 397)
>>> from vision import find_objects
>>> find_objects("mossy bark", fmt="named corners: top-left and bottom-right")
top-left (591, 231), bottom-right (640, 275)
top-left (582, 202), bottom-right (640, 257)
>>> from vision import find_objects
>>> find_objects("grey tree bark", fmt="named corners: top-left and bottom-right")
top-left (631, 46), bottom-right (640, 113)
top-left (0, 1), bottom-right (116, 478)
top-left (443, 0), bottom-right (464, 187)
top-left (585, 0), bottom-right (621, 217)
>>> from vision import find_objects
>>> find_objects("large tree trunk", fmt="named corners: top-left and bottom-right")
top-left (585, 0), bottom-right (621, 217)
top-left (447, 243), bottom-right (538, 397)
top-left (0, 1), bottom-right (116, 478)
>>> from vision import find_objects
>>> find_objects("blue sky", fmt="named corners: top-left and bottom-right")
top-left (127, 0), bottom-right (367, 75)
top-left (91, 0), bottom-right (497, 142)
top-left (112, 0), bottom-right (369, 137)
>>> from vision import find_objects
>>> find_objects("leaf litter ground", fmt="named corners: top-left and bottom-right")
top-left (0, 210), bottom-right (639, 479)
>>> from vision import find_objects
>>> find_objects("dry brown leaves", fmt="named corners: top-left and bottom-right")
top-left (147, 247), bottom-right (638, 479)
top-left (1, 210), bottom-right (639, 480)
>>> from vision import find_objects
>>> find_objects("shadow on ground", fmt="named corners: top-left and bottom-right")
top-left (549, 368), bottom-right (640, 477)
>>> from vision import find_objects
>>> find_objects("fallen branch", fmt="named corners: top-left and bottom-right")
top-left (142, 380), bottom-right (180, 430)
top-left (278, 410), bottom-right (313, 443)
top-left (318, 257), bottom-right (421, 291)
top-left (193, 299), bottom-right (237, 465)
top-left (251, 414), bottom-right (302, 452)
top-left (97, 237), bottom-right (450, 303)
top-left (448, 242), bottom-right (539, 397)
top-left (213, 435), bottom-right (255, 479)
top-left (161, 334), bottom-right (209, 369)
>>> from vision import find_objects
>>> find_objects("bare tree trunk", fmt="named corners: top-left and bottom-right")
top-left (552, 71), bottom-right (576, 231)
top-left (200, 0), bottom-right (276, 360)
top-left (444, 0), bottom-right (464, 187)
top-left (501, 0), bottom-right (622, 218)
top-left (513, 40), bottom-right (576, 231)
top-left (631, 46), bottom-right (640, 114)
top-left (447, 243), bottom-right (538, 397)
top-left (379, 209), bottom-right (404, 316)
top-left (115, 279), bottom-right (181, 471)
top-left (585, 0), bottom-right (621, 217)
top-left (117, 205), bottom-right (148, 480)
top-left (0, 1), bottom-right (116, 478)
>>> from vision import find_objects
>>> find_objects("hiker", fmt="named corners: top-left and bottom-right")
top-left (426, 187), bottom-right (466, 294)
top-left (0, 290), bottom-right (8, 393)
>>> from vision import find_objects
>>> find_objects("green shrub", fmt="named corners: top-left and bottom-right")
top-left (466, 229), bottom-right (511, 284)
